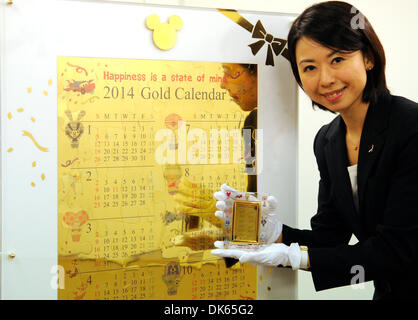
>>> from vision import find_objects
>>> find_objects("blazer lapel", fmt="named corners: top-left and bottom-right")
top-left (357, 93), bottom-right (391, 214)
top-left (320, 93), bottom-right (391, 238)
top-left (324, 117), bottom-right (364, 236)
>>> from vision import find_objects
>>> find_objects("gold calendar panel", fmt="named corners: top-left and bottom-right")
top-left (57, 57), bottom-right (257, 300)
top-left (58, 257), bottom-right (257, 300)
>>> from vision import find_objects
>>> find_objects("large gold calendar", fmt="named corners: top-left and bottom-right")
top-left (57, 57), bottom-right (257, 300)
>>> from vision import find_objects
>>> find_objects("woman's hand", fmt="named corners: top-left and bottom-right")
top-left (211, 240), bottom-right (301, 269)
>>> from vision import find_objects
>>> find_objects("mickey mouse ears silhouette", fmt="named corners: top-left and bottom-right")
top-left (146, 15), bottom-right (183, 50)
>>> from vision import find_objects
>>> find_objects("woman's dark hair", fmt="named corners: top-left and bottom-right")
top-left (287, 1), bottom-right (389, 112)
top-left (240, 64), bottom-right (257, 76)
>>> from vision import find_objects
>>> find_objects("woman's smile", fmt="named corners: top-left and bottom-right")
top-left (321, 86), bottom-right (347, 102)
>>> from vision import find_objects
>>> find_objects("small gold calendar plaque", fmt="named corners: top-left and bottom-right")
top-left (231, 200), bottom-right (261, 244)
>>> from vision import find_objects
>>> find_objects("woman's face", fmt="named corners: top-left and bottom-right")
top-left (295, 36), bottom-right (373, 114)
top-left (221, 63), bottom-right (257, 112)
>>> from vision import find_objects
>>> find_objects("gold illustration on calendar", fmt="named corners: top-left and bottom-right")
top-left (58, 57), bottom-right (259, 300)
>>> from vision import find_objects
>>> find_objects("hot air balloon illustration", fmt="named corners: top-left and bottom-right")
top-left (63, 210), bottom-right (89, 242)
top-left (162, 165), bottom-right (182, 195)
top-left (164, 113), bottom-right (182, 150)
top-left (162, 262), bottom-right (183, 295)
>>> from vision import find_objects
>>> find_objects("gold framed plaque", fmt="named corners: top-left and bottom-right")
top-left (231, 200), bottom-right (261, 244)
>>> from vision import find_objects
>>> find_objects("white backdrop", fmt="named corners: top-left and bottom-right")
top-left (0, 0), bottom-right (298, 299)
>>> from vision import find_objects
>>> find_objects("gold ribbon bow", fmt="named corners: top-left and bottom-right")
top-left (219, 9), bottom-right (290, 66)
top-left (249, 20), bottom-right (288, 66)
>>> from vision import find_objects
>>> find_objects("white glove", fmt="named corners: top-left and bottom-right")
top-left (214, 183), bottom-right (283, 244)
top-left (211, 241), bottom-right (301, 269)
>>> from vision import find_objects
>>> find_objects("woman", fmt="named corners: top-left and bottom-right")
top-left (211, 1), bottom-right (418, 300)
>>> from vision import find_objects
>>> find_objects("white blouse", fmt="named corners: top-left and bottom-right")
top-left (347, 164), bottom-right (359, 213)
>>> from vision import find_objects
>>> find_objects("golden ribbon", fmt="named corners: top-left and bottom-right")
top-left (22, 130), bottom-right (49, 152)
top-left (218, 9), bottom-right (290, 66)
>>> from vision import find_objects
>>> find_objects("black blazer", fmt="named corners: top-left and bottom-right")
top-left (283, 92), bottom-right (418, 299)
